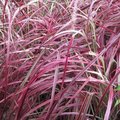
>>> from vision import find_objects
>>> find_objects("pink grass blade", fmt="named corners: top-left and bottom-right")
top-left (104, 86), bottom-right (114, 120)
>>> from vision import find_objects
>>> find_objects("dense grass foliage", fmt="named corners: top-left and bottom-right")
top-left (0, 0), bottom-right (120, 120)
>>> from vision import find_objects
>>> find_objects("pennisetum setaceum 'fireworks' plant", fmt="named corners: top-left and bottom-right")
top-left (0, 0), bottom-right (120, 120)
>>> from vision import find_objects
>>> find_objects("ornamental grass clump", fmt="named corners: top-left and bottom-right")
top-left (0, 0), bottom-right (120, 120)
